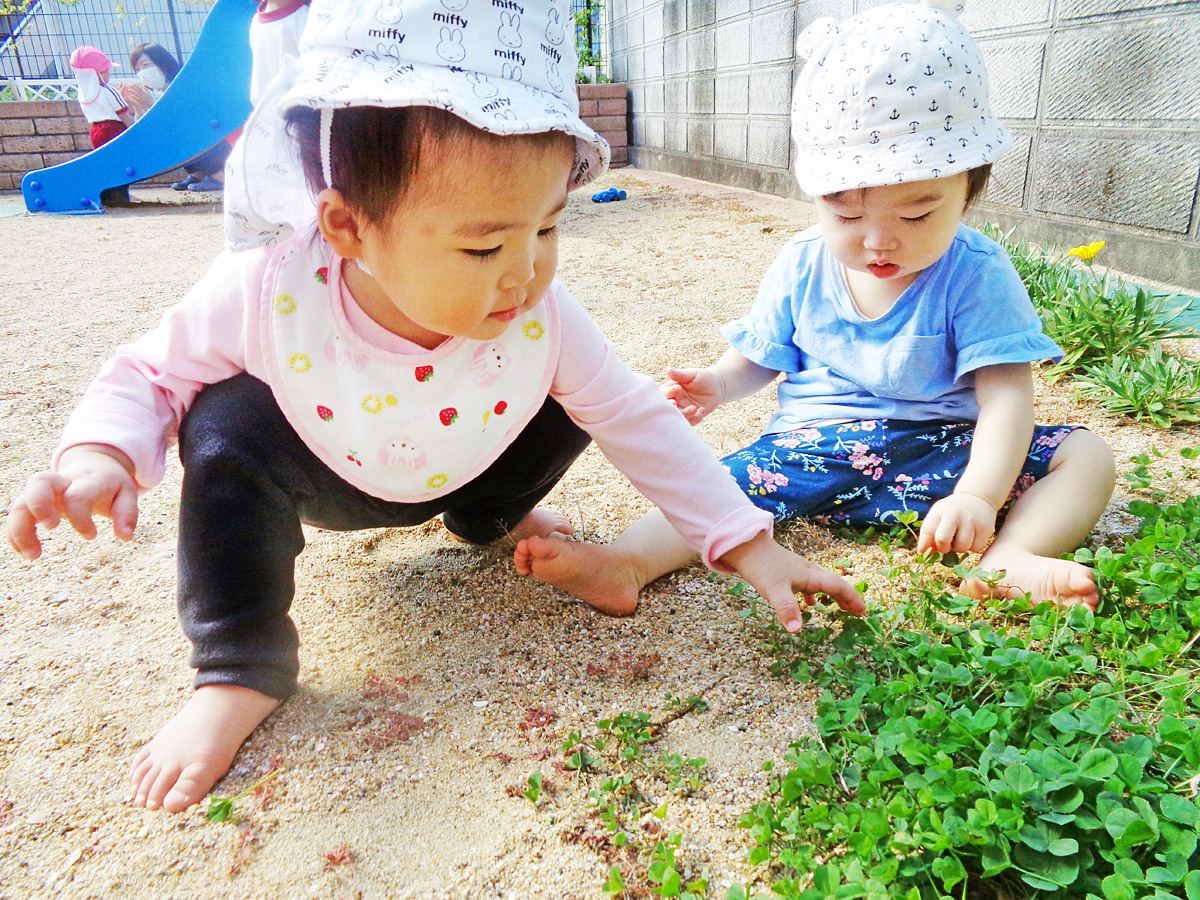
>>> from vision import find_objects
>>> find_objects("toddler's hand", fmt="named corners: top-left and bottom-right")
top-left (917, 492), bottom-right (998, 556)
top-left (6, 445), bottom-right (139, 560)
top-left (718, 531), bottom-right (866, 631)
top-left (661, 367), bottom-right (723, 425)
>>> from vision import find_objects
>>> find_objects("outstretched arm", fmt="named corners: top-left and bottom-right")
top-left (7, 444), bottom-right (139, 560)
top-left (918, 363), bottom-right (1034, 555)
top-left (662, 347), bottom-right (779, 424)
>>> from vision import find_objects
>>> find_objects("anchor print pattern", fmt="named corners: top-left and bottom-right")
top-left (790, 4), bottom-right (1011, 195)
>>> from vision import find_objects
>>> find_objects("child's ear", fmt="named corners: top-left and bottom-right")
top-left (317, 188), bottom-right (367, 259)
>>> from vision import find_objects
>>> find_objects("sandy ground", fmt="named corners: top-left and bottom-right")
top-left (0, 169), bottom-right (1196, 899)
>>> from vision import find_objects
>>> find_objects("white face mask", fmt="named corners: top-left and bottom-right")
top-left (137, 65), bottom-right (167, 90)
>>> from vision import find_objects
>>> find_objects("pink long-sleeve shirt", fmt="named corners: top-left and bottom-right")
top-left (56, 242), bottom-right (772, 569)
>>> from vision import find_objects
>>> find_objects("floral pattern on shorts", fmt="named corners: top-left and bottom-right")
top-left (722, 419), bottom-right (1079, 527)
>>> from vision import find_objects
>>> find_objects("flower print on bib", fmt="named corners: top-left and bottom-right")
top-left (261, 230), bottom-right (558, 502)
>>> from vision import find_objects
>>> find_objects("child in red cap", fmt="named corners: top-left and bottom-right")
top-left (69, 46), bottom-right (132, 150)
top-left (70, 45), bottom-right (134, 205)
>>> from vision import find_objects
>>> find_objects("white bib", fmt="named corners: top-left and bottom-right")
top-left (261, 232), bottom-right (558, 502)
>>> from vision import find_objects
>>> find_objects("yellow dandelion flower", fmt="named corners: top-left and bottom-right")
top-left (288, 353), bottom-right (312, 373)
top-left (426, 474), bottom-right (448, 489)
top-left (362, 394), bottom-right (384, 414)
top-left (523, 321), bottom-right (545, 340)
top-left (273, 293), bottom-right (297, 314)
top-left (1067, 241), bottom-right (1106, 262)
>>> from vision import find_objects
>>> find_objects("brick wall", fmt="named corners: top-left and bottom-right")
top-left (0, 99), bottom-right (183, 192)
top-left (0, 101), bottom-right (92, 192)
top-left (577, 82), bottom-right (630, 167)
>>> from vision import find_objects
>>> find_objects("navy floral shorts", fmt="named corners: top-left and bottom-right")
top-left (721, 419), bottom-right (1079, 527)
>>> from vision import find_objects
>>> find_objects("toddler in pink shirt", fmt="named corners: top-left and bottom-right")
top-left (7, 0), bottom-right (863, 816)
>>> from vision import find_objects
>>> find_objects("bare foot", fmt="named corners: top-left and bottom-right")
top-left (505, 507), bottom-right (575, 543)
top-left (513, 534), bottom-right (643, 616)
top-left (963, 543), bottom-right (1099, 612)
top-left (128, 684), bottom-right (281, 813)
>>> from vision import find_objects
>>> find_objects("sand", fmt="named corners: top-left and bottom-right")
top-left (0, 169), bottom-right (1193, 899)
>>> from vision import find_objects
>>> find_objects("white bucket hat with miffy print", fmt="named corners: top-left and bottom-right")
top-left (790, 0), bottom-right (1011, 198)
top-left (224, 0), bottom-right (610, 250)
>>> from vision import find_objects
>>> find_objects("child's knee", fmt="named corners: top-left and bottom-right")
top-left (180, 375), bottom-right (291, 467)
top-left (1055, 428), bottom-right (1116, 490)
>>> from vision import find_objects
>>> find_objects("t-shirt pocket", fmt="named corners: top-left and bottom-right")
top-left (883, 334), bottom-right (951, 400)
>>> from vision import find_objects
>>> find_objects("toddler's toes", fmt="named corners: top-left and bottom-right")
top-left (164, 763), bottom-right (221, 813)
top-left (1071, 566), bottom-right (1096, 594)
top-left (972, 548), bottom-right (1100, 611)
top-left (508, 508), bottom-right (575, 542)
top-left (141, 763), bottom-right (182, 811)
top-left (513, 539), bottom-right (532, 575)
top-left (513, 535), bottom-right (564, 573)
top-left (128, 747), bottom-right (152, 798)
top-left (1063, 566), bottom-right (1099, 610)
top-left (524, 534), bottom-right (565, 556)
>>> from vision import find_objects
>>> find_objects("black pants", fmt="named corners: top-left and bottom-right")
top-left (176, 374), bottom-right (590, 699)
top-left (184, 140), bottom-right (232, 178)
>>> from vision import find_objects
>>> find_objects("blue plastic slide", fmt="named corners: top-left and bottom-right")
top-left (21, 0), bottom-right (256, 213)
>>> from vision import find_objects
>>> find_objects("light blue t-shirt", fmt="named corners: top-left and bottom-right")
top-left (721, 224), bottom-right (1063, 435)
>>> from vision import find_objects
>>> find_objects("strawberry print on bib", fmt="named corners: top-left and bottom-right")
top-left (261, 231), bottom-right (557, 501)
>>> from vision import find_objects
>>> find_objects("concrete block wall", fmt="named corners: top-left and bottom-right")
top-left (609, 0), bottom-right (1200, 291)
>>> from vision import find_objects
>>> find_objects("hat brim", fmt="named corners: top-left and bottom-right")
top-left (794, 115), bottom-right (1012, 196)
top-left (283, 52), bottom-right (609, 190)
top-left (223, 55), bottom-right (611, 250)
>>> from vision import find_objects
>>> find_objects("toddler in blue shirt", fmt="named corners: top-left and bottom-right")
top-left (516, 0), bottom-right (1116, 616)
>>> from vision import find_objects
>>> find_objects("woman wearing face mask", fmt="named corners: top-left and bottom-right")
top-left (123, 43), bottom-right (232, 192)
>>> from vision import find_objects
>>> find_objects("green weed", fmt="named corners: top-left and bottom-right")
top-left (664, 691), bottom-right (710, 716)
top-left (1074, 347), bottom-right (1200, 428)
top-left (979, 223), bottom-right (1196, 428)
top-left (1123, 447), bottom-right (1200, 504)
top-left (1040, 276), bottom-right (1187, 378)
top-left (553, 698), bottom-right (715, 898)
top-left (522, 771), bottom-right (544, 805)
top-left (204, 762), bottom-right (281, 824)
top-left (727, 474), bottom-right (1200, 900)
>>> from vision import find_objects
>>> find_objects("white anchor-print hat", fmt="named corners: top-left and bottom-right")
top-left (224, 0), bottom-right (609, 250)
top-left (790, 0), bottom-right (1011, 198)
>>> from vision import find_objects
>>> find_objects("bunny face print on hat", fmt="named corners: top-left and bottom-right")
top-left (790, 0), bottom-right (1011, 197)
top-left (224, 0), bottom-right (609, 250)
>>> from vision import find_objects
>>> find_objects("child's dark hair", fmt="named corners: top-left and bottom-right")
top-left (286, 105), bottom-right (573, 225)
top-left (964, 163), bottom-right (993, 208)
top-left (129, 43), bottom-right (181, 83)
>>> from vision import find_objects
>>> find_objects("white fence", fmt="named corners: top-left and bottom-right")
top-left (0, 77), bottom-right (74, 101)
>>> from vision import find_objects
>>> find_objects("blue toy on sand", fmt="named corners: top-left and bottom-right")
top-left (591, 188), bottom-right (627, 203)
top-left (21, 0), bottom-right (255, 214)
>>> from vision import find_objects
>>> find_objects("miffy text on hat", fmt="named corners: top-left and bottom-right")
top-left (223, 0), bottom-right (609, 249)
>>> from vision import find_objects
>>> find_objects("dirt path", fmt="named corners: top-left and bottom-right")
top-left (0, 171), bottom-right (1189, 899)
